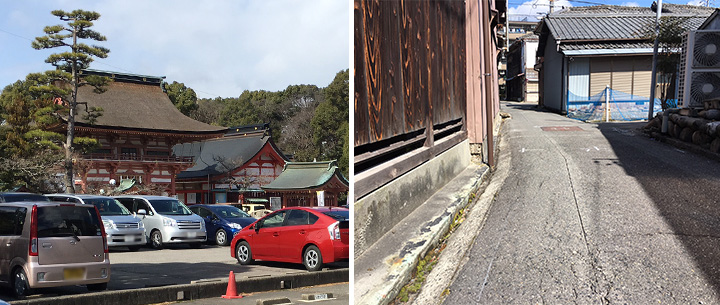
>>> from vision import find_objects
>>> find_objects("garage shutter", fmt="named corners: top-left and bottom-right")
top-left (590, 58), bottom-right (612, 97)
top-left (612, 57), bottom-right (634, 98)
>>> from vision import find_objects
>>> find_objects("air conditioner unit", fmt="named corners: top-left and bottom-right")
top-left (678, 30), bottom-right (720, 108)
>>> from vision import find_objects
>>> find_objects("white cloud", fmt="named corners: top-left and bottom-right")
top-left (621, 2), bottom-right (641, 6)
top-left (0, 0), bottom-right (350, 98)
top-left (686, 0), bottom-right (705, 5)
top-left (508, 0), bottom-right (573, 21)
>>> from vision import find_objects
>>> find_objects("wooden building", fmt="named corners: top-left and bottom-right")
top-left (173, 124), bottom-right (289, 205)
top-left (72, 70), bottom-right (226, 194)
top-left (261, 161), bottom-right (348, 207)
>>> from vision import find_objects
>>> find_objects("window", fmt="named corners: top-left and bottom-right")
top-left (0, 207), bottom-right (25, 235)
top-left (93, 148), bottom-right (111, 154)
top-left (261, 211), bottom-right (287, 228)
top-left (37, 206), bottom-right (102, 237)
top-left (194, 207), bottom-right (212, 218)
top-left (146, 150), bottom-right (170, 156)
top-left (121, 147), bottom-right (138, 155)
top-left (285, 210), bottom-right (310, 226)
top-left (148, 199), bottom-right (191, 215)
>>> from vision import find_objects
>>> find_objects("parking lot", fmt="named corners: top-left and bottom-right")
top-left (0, 244), bottom-right (348, 302)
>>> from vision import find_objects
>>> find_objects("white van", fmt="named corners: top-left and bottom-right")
top-left (114, 195), bottom-right (206, 249)
top-left (46, 194), bottom-right (146, 251)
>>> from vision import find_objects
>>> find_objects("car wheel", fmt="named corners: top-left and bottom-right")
top-left (216, 229), bottom-right (229, 246)
top-left (13, 268), bottom-right (32, 299)
top-left (236, 241), bottom-right (253, 265)
top-left (303, 245), bottom-right (323, 272)
top-left (150, 230), bottom-right (164, 250)
top-left (87, 282), bottom-right (108, 291)
top-left (189, 242), bottom-right (203, 249)
top-left (128, 245), bottom-right (141, 252)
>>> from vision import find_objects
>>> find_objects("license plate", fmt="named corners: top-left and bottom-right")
top-left (314, 294), bottom-right (329, 300)
top-left (125, 235), bottom-right (135, 242)
top-left (64, 268), bottom-right (85, 280)
top-left (188, 232), bottom-right (196, 238)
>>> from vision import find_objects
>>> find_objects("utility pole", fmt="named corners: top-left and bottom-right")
top-left (648, 0), bottom-right (662, 120)
top-left (549, 0), bottom-right (555, 13)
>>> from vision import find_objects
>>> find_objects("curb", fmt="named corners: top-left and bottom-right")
top-left (355, 163), bottom-right (490, 305)
top-left (9, 269), bottom-right (348, 305)
top-left (647, 130), bottom-right (720, 163)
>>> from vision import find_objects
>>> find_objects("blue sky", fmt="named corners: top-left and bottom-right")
top-left (0, 1), bottom-right (350, 99)
top-left (508, 0), bottom-right (715, 21)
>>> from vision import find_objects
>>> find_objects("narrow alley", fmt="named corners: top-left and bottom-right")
top-left (442, 102), bottom-right (720, 304)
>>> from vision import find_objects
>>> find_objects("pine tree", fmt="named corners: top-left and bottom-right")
top-left (31, 9), bottom-right (110, 193)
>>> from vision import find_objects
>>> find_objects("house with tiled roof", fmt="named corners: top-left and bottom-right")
top-left (172, 124), bottom-right (290, 205)
top-left (535, 4), bottom-right (715, 121)
top-left (71, 69), bottom-right (226, 195)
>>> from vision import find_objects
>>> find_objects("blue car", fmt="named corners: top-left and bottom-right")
top-left (189, 205), bottom-right (256, 246)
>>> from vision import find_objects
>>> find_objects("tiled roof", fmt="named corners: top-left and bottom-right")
top-left (173, 131), bottom-right (288, 179)
top-left (559, 41), bottom-right (654, 51)
top-left (543, 4), bottom-right (714, 42)
top-left (262, 161), bottom-right (348, 190)
top-left (75, 70), bottom-right (226, 134)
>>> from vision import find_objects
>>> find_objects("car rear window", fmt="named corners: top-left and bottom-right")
top-left (322, 210), bottom-right (349, 221)
top-left (2, 194), bottom-right (50, 202)
top-left (37, 206), bottom-right (103, 237)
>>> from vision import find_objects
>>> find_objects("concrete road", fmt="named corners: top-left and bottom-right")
top-left (0, 244), bottom-right (347, 301)
top-left (171, 282), bottom-right (349, 305)
top-left (442, 103), bottom-right (720, 304)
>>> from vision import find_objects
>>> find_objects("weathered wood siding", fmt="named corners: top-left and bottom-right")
top-left (355, 0), bottom-right (467, 147)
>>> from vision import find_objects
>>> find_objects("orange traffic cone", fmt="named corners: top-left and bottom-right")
top-left (222, 271), bottom-right (243, 299)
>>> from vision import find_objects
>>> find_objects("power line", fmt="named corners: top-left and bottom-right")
top-left (0, 26), bottom-right (220, 97)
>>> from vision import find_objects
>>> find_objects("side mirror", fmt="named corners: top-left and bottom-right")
top-left (137, 209), bottom-right (147, 216)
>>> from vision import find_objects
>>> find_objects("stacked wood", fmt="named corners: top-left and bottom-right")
top-left (679, 127), bottom-right (694, 143)
top-left (664, 110), bottom-right (720, 152)
top-left (712, 138), bottom-right (720, 153)
top-left (692, 131), bottom-right (711, 145)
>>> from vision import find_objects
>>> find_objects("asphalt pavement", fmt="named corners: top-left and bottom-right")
top-left (434, 102), bottom-right (720, 304)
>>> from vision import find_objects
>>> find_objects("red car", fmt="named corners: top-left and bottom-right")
top-left (230, 206), bottom-right (349, 271)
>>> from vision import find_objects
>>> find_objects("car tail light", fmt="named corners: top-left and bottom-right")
top-left (327, 221), bottom-right (340, 240)
top-left (95, 206), bottom-right (109, 254)
top-left (29, 205), bottom-right (38, 256)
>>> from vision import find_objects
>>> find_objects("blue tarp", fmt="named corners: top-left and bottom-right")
top-left (566, 89), bottom-right (672, 122)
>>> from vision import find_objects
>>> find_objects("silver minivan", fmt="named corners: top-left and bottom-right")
top-left (46, 194), bottom-right (146, 251)
top-left (0, 202), bottom-right (110, 298)
top-left (114, 195), bottom-right (206, 249)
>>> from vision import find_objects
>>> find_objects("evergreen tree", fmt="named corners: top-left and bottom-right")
top-left (31, 9), bottom-right (110, 193)
top-left (165, 81), bottom-right (199, 116)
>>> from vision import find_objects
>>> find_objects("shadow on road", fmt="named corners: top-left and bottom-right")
top-left (597, 121), bottom-right (720, 296)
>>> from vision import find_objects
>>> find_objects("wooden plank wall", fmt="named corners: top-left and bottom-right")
top-left (355, 0), bottom-right (467, 147)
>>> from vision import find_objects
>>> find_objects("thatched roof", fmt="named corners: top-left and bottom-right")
top-left (74, 70), bottom-right (225, 134)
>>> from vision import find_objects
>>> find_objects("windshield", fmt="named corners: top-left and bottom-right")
top-left (323, 210), bottom-right (349, 221)
top-left (149, 199), bottom-right (192, 215)
top-left (84, 198), bottom-right (131, 216)
top-left (209, 206), bottom-right (251, 218)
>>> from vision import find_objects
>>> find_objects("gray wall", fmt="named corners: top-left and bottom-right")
top-left (354, 141), bottom-right (471, 258)
top-left (542, 36), bottom-right (565, 112)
